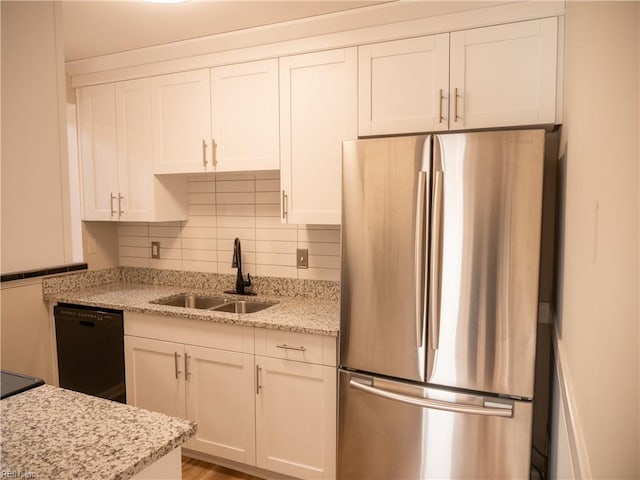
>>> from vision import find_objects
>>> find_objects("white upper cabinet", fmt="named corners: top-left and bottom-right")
top-left (449, 17), bottom-right (558, 129)
top-left (211, 59), bottom-right (279, 172)
top-left (77, 79), bottom-right (187, 221)
top-left (279, 47), bottom-right (357, 225)
top-left (359, 17), bottom-right (559, 135)
top-left (78, 83), bottom-right (119, 221)
top-left (151, 69), bottom-right (212, 174)
top-left (358, 34), bottom-right (450, 136)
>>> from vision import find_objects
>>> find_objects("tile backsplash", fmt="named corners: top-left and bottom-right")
top-left (118, 172), bottom-right (341, 281)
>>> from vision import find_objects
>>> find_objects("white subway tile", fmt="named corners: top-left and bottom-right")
top-left (189, 204), bottom-right (216, 216)
top-left (217, 227), bottom-right (256, 240)
top-left (188, 192), bottom-right (215, 205)
top-left (218, 262), bottom-right (257, 276)
top-left (119, 235), bottom-right (148, 248)
top-left (256, 264), bottom-right (298, 279)
top-left (308, 255), bottom-right (341, 269)
top-left (154, 247), bottom-right (182, 260)
top-left (256, 191), bottom-right (280, 204)
top-left (215, 179), bottom-right (255, 193)
top-left (255, 240), bottom-right (297, 254)
top-left (255, 216), bottom-right (296, 229)
top-left (182, 260), bottom-right (218, 273)
top-left (149, 236), bottom-right (182, 250)
top-left (182, 249), bottom-right (217, 262)
top-left (216, 192), bottom-right (255, 205)
top-left (297, 227), bottom-right (341, 243)
top-left (218, 238), bottom-right (256, 252)
top-left (185, 216), bottom-right (216, 228)
top-left (298, 268), bottom-right (340, 281)
top-left (255, 204), bottom-right (280, 217)
top-left (187, 174), bottom-right (215, 183)
top-left (119, 256), bottom-right (150, 268)
top-left (216, 204), bottom-right (255, 216)
top-left (149, 225), bottom-right (182, 238)
top-left (254, 171), bottom-right (279, 181)
top-left (297, 241), bottom-right (341, 256)
top-left (256, 252), bottom-right (297, 267)
top-left (255, 228), bottom-right (297, 242)
top-left (255, 178), bottom-right (280, 192)
top-left (217, 216), bottom-right (255, 228)
top-left (188, 180), bottom-right (215, 193)
top-left (182, 237), bottom-right (217, 251)
top-left (151, 258), bottom-right (183, 270)
top-left (118, 225), bottom-right (149, 237)
top-left (214, 172), bottom-right (257, 181)
top-left (120, 246), bottom-right (149, 258)
top-left (182, 226), bottom-right (216, 239)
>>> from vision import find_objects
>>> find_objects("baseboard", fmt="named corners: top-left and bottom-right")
top-left (181, 449), bottom-right (298, 480)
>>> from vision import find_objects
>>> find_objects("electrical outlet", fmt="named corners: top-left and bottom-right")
top-left (296, 248), bottom-right (308, 269)
top-left (151, 241), bottom-right (160, 259)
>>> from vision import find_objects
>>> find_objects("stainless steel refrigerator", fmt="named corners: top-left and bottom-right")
top-left (338, 130), bottom-right (546, 479)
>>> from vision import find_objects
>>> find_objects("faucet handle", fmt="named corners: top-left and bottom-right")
top-left (244, 273), bottom-right (252, 287)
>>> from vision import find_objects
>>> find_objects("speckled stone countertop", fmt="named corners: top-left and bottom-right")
top-left (47, 280), bottom-right (340, 337)
top-left (1, 384), bottom-right (196, 480)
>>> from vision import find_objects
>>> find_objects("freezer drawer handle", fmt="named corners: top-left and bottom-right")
top-left (349, 379), bottom-right (513, 418)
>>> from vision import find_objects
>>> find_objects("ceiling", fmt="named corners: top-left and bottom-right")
top-left (61, 1), bottom-right (387, 61)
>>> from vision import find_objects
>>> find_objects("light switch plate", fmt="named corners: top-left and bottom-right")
top-left (296, 248), bottom-right (308, 269)
top-left (151, 241), bottom-right (160, 259)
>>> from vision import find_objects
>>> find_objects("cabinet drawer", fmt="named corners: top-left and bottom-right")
top-left (125, 312), bottom-right (254, 354)
top-left (255, 328), bottom-right (336, 366)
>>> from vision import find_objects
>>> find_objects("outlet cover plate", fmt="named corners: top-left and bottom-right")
top-left (296, 248), bottom-right (308, 269)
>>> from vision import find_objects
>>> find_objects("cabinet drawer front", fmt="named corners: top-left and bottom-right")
top-left (125, 312), bottom-right (254, 353)
top-left (255, 328), bottom-right (336, 366)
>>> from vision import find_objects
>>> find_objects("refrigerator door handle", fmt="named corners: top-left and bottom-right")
top-left (429, 169), bottom-right (444, 351)
top-left (349, 378), bottom-right (513, 418)
top-left (414, 171), bottom-right (427, 348)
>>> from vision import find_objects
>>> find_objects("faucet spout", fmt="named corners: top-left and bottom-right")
top-left (232, 238), bottom-right (252, 295)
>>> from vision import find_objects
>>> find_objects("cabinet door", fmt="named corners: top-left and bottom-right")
top-left (115, 78), bottom-right (154, 221)
top-left (211, 59), bottom-right (279, 172)
top-left (77, 83), bottom-right (118, 221)
top-left (124, 336), bottom-right (186, 418)
top-left (358, 34), bottom-right (449, 136)
top-left (255, 356), bottom-right (336, 479)
top-left (185, 345), bottom-right (256, 465)
top-left (280, 48), bottom-right (357, 225)
top-left (151, 69), bottom-right (212, 174)
top-left (449, 17), bottom-right (558, 129)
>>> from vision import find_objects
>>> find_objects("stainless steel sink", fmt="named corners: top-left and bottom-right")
top-left (151, 294), bottom-right (227, 309)
top-left (151, 294), bottom-right (274, 314)
top-left (211, 301), bottom-right (274, 314)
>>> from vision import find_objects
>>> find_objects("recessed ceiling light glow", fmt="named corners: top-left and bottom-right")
top-left (145, 0), bottom-right (190, 4)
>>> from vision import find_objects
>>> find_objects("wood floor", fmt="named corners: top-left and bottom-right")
top-left (182, 457), bottom-right (264, 480)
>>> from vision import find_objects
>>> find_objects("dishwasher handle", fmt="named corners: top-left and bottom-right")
top-left (349, 378), bottom-right (513, 418)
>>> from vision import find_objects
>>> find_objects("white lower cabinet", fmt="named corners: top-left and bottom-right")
top-left (255, 356), bottom-right (336, 480)
top-left (124, 312), bottom-right (337, 479)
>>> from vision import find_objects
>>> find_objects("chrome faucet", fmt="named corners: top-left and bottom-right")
top-left (231, 237), bottom-right (252, 295)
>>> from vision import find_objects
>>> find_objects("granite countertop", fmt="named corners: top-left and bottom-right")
top-left (0, 384), bottom-right (196, 480)
top-left (47, 282), bottom-right (340, 336)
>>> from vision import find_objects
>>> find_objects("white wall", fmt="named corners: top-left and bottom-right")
top-left (552, 2), bottom-right (639, 478)
top-left (0, 1), bottom-right (71, 273)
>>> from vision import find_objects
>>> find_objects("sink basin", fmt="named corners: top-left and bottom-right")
top-left (211, 301), bottom-right (274, 314)
top-left (151, 294), bottom-right (227, 309)
top-left (151, 294), bottom-right (274, 314)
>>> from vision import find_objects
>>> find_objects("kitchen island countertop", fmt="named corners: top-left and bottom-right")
top-left (0, 384), bottom-right (196, 480)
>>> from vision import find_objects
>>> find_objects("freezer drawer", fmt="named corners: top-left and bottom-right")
top-left (337, 370), bottom-right (533, 480)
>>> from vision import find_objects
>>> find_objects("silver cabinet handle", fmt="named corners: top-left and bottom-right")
top-left (185, 353), bottom-right (191, 380)
top-left (349, 379), bottom-right (513, 417)
top-left (256, 364), bottom-right (262, 394)
top-left (276, 344), bottom-right (306, 352)
top-left (453, 87), bottom-right (460, 122)
top-left (202, 139), bottom-right (208, 168)
top-left (211, 138), bottom-right (217, 167)
top-left (174, 352), bottom-right (182, 379)
top-left (281, 190), bottom-right (288, 219)
top-left (438, 88), bottom-right (446, 123)
top-left (110, 193), bottom-right (116, 217)
top-left (118, 194), bottom-right (124, 216)
top-left (414, 171), bottom-right (427, 348)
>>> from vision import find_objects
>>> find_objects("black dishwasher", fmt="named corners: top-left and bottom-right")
top-left (54, 303), bottom-right (126, 403)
